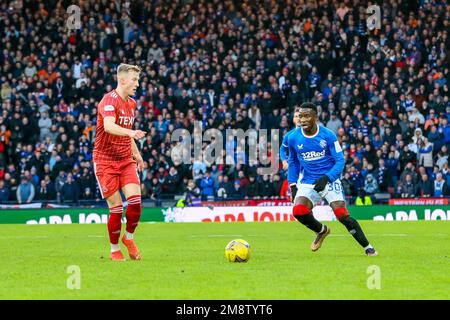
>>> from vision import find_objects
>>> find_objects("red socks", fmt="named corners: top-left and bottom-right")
top-left (126, 195), bottom-right (142, 234)
top-left (293, 203), bottom-right (311, 217)
top-left (333, 207), bottom-right (349, 220)
top-left (107, 205), bottom-right (123, 245)
top-left (107, 196), bottom-right (142, 244)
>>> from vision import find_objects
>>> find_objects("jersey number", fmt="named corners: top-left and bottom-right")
top-left (328, 181), bottom-right (342, 193)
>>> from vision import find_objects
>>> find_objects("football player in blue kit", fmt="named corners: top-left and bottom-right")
top-left (287, 102), bottom-right (378, 256)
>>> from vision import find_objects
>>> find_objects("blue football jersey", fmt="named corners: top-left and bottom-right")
top-left (287, 124), bottom-right (345, 184)
top-left (280, 127), bottom-right (303, 185)
top-left (280, 128), bottom-right (297, 162)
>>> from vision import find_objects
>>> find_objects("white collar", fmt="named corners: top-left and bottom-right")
top-left (301, 124), bottom-right (320, 138)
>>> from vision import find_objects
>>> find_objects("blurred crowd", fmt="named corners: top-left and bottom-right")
top-left (0, 0), bottom-right (449, 205)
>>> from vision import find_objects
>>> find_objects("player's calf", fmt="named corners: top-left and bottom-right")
top-left (293, 203), bottom-right (331, 251)
top-left (108, 204), bottom-right (126, 261)
top-left (334, 207), bottom-right (378, 256)
top-left (122, 195), bottom-right (142, 260)
top-left (108, 204), bottom-right (123, 248)
top-left (293, 203), bottom-right (323, 233)
top-left (125, 195), bottom-right (142, 236)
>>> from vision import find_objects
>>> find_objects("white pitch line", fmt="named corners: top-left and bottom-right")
top-left (0, 235), bottom-right (49, 239)
top-left (207, 234), bottom-right (242, 238)
top-left (0, 235), bottom-right (107, 239)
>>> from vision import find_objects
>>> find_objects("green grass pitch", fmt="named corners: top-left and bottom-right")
top-left (0, 221), bottom-right (449, 299)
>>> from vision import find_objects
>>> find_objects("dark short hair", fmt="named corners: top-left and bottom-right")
top-left (299, 102), bottom-right (317, 113)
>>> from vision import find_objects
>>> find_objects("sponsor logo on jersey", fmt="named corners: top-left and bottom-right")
top-left (118, 116), bottom-right (135, 126)
top-left (301, 150), bottom-right (326, 161)
top-left (104, 105), bottom-right (115, 111)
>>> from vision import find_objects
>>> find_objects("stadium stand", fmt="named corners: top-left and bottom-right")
top-left (0, 0), bottom-right (449, 206)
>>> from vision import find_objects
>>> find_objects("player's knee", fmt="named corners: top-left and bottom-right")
top-left (108, 204), bottom-right (123, 216)
top-left (334, 207), bottom-right (349, 221)
top-left (107, 193), bottom-right (123, 208)
top-left (109, 201), bottom-right (122, 209)
top-left (293, 204), bottom-right (311, 217)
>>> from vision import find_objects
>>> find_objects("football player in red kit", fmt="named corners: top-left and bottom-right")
top-left (93, 63), bottom-right (146, 261)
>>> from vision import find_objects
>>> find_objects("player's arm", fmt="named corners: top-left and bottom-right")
top-left (131, 137), bottom-right (145, 171)
top-left (131, 137), bottom-right (141, 157)
top-left (287, 139), bottom-right (300, 184)
top-left (103, 116), bottom-right (146, 139)
top-left (325, 135), bottom-right (345, 182)
top-left (287, 138), bottom-right (301, 201)
top-left (313, 133), bottom-right (345, 192)
top-left (280, 134), bottom-right (289, 170)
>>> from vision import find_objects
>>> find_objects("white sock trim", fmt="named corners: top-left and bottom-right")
top-left (364, 244), bottom-right (374, 250)
top-left (111, 244), bottom-right (120, 252)
top-left (125, 231), bottom-right (134, 240)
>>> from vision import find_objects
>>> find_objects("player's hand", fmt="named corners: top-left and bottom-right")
top-left (290, 184), bottom-right (298, 202)
top-left (129, 130), bottom-right (147, 140)
top-left (313, 175), bottom-right (329, 192)
top-left (282, 160), bottom-right (288, 170)
top-left (134, 154), bottom-right (145, 172)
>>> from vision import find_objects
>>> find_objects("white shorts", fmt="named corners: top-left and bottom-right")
top-left (294, 179), bottom-right (345, 206)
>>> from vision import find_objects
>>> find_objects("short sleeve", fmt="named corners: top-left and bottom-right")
top-left (98, 97), bottom-right (117, 118)
top-left (327, 132), bottom-right (342, 154)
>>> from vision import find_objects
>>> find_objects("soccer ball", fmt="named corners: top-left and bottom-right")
top-left (225, 239), bottom-right (251, 262)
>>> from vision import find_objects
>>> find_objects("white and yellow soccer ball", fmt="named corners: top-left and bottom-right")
top-left (225, 239), bottom-right (251, 262)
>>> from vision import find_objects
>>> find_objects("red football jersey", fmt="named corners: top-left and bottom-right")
top-left (93, 89), bottom-right (136, 163)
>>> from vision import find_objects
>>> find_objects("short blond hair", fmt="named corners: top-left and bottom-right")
top-left (117, 63), bottom-right (141, 77)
